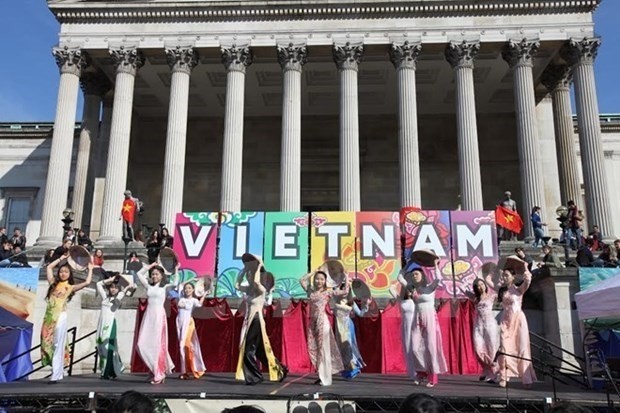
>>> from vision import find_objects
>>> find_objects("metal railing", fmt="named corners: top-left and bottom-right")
top-left (1, 327), bottom-right (98, 381)
top-left (529, 331), bottom-right (588, 389)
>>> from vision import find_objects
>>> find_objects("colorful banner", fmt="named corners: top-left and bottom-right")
top-left (173, 212), bottom-right (219, 291)
top-left (263, 212), bottom-right (309, 298)
top-left (355, 211), bottom-right (401, 297)
top-left (216, 212), bottom-right (265, 297)
top-left (400, 209), bottom-right (453, 299)
top-left (449, 210), bottom-right (499, 297)
top-left (310, 212), bottom-right (356, 278)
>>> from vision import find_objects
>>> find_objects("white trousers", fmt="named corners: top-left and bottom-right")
top-left (51, 312), bottom-right (68, 381)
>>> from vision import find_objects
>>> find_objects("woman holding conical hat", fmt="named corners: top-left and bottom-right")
top-left (235, 254), bottom-right (287, 385)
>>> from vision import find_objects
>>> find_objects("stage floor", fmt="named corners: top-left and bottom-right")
top-left (0, 373), bottom-right (611, 404)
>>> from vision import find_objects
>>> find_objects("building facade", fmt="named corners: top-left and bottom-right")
top-left (3, 0), bottom-right (619, 246)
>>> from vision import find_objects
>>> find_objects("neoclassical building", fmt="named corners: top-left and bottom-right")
top-left (8, 0), bottom-right (620, 245)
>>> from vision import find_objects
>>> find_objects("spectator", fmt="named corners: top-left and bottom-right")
top-left (160, 227), bottom-right (174, 249)
top-left (614, 239), bottom-right (620, 256)
top-left (64, 229), bottom-right (75, 242)
top-left (146, 229), bottom-right (161, 264)
top-left (515, 247), bottom-right (534, 272)
top-left (576, 245), bottom-right (595, 267)
top-left (0, 240), bottom-right (14, 267)
top-left (398, 393), bottom-right (445, 413)
top-left (10, 246), bottom-right (31, 268)
top-left (93, 249), bottom-right (105, 267)
top-left (109, 390), bottom-right (154, 413)
top-left (592, 244), bottom-right (619, 268)
top-left (10, 227), bottom-right (26, 249)
top-left (222, 407), bottom-right (266, 413)
top-left (51, 238), bottom-right (73, 262)
top-left (530, 206), bottom-right (546, 247)
top-left (566, 201), bottom-right (583, 249)
top-left (587, 225), bottom-right (603, 251)
top-left (0, 227), bottom-right (7, 245)
top-left (533, 245), bottom-right (563, 276)
top-left (42, 249), bottom-right (55, 266)
top-left (76, 229), bottom-right (93, 251)
top-left (134, 229), bottom-right (145, 245)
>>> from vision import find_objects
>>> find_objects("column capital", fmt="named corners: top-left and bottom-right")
top-left (165, 46), bottom-right (199, 74)
top-left (541, 64), bottom-right (572, 93)
top-left (560, 37), bottom-right (601, 66)
top-left (221, 44), bottom-right (253, 73)
top-left (390, 41), bottom-right (422, 70)
top-left (445, 40), bottom-right (480, 69)
top-left (52, 46), bottom-right (89, 76)
top-left (502, 38), bottom-right (540, 69)
top-left (109, 46), bottom-right (145, 76)
top-left (80, 71), bottom-right (112, 97)
top-left (333, 41), bottom-right (364, 71)
top-left (277, 43), bottom-right (308, 72)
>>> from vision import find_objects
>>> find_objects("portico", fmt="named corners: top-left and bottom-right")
top-left (35, 0), bottom-right (617, 245)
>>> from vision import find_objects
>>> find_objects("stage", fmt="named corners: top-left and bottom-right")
top-left (0, 373), bottom-right (616, 412)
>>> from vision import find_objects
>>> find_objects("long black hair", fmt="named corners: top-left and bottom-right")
top-left (46, 263), bottom-right (76, 302)
top-left (149, 265), bottom-right (167, 287)
top-left (472, 278), bottom-right (489, 303)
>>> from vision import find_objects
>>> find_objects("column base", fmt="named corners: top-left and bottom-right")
top-left (35, 236), bottom-right (63, 248)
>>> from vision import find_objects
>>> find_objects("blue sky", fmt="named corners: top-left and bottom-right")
top-left (0, 0), bottom-right (618, 122)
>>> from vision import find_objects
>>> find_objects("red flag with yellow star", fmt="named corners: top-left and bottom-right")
top-left (122, 199), bottom-right (136, 224)
top-left (495, 205), bottom-right (523, 234)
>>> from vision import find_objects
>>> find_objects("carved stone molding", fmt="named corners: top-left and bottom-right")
top-left (390, 41), bottom-right (422, 70)
top-left (502, 38), bottom-right (540, 69)
top-left (165, 46), bottom-right (199, 74)
top-left (541, 64), bottom-right (572, 93)
top-left (80, 71), bottom-right (112, 96)
top-left (333, 42), bottom-right (364, 71)
top-left (445, 41), bottom-right (480, 69)
top-left (52, 46), bottom-right (89, 76)
top-left (560, 37), bottom-right (601, 66)
top-left (276, 43), bottom-right (308, 72)
top-left (221, 44), bottom-right (253, 73)
top-left (109, 46), bottom-right (145, 76)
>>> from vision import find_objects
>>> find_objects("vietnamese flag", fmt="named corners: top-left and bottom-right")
top-left (495, 206), bottom-right (523, 234)
top-left (122, 199), bottom-right (136, 224)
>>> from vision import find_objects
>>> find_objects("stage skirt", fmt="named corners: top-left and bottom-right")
top-left (400, 299), bottom-right (417, 378)
top-left (307, 291), bottom-right (344, 386)
top-left (412, 302), bottom-right (448, 377)
top-left (41, 281), bottom-right (72, 381)
top-left (96, 283), bottom-right (125, 379)
top-left (473, 294), bottom-right (499, 378)
top-left (334, 303), bottom-right (366, 379)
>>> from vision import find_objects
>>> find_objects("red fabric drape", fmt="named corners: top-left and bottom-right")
top-left (129, 298), bottom-right (483, 375)
top-left (380, 300), bottom-right (406, 374)
top-left (437, 299), bottom-right (481, 375)
top-left (354, 300), bottom-right (382, 373)
top-left (280, 300), bottom-right (312, 373)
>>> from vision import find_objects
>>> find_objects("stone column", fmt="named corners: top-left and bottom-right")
top-left (333, 41), bottom-right (363, 211)
top-left (502, 39), bottom-right (545, 240)
top-left (37, 47), bottom-right (88, 246)
top-left (160, 46), bottom-right (199, 233)
top-left (89, 95), bottom-right (113, 240)
top-left (561, 37), bottom-right (614, 238)
top-left (71, 72), bottom-right (109, 230)
top-left (541, 64), bottom-right (582, 206)
top-left (220, 44), bottom-right (253, 211)
top-left (277, 43), bottom-right (307, 212)
top-left (445, 40), bottom-right (484, 210)
top-left (97, 46), bottom-right (144, 245)
top-left (390, 41), bottom-right (422, 208)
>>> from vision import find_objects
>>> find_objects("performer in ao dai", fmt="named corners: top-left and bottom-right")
top-left (136, 263), bottom-right (175, 384)
top-left (177, 282), bottom-right (208, 379)
top-left (96, 274), bottom-right (133, 379)
top-left (497, 266), bottom-right (536, 388)
top-left (301, 270), bottom-right (346, 386)
top-left (390, 270), bottom-right (417, 379)
top-left (235, 261), bottom-right (287, 385)
top-left (410, 261), bottom-right (447, 387)
top-left (464, 278), bottom-right (500, 383)
top-left (332, 280), bottom-right (368, 379)
top-left (41, 254), bottom-right (93, 383)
